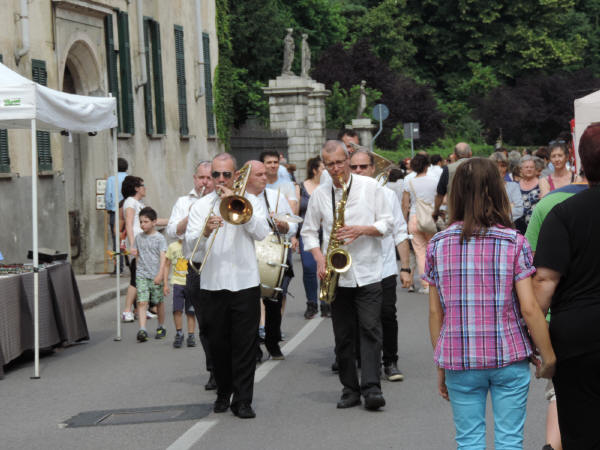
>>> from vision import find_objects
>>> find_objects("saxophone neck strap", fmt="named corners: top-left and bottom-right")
top-left (331, 174), bottom-right (353, 222)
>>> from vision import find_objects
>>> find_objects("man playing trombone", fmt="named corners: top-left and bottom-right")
top-left (166, 161), bottom-right (215, 389)
top-left (301, 141), bottom-right (393, 411)
top-left (185, 153), bottom-right (270, 419)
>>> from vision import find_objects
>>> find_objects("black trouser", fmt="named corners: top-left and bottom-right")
top-left (263, 296), bottom-right (282, 354)
top-left (185, 266), bottom-right (213, 372)
top-left (200, 286), bottom-right (261, 406)
top-left (108, 211), bottom-right (124, 271)
top-left (331, 282), bottom-right (383, 396)
top-left (553, 351), bottom-right (600, 450)
top-left (381, 275), bottom-right (398, 365)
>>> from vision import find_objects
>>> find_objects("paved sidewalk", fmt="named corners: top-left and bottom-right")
top-left (75, 273), bottom-right (129, 310)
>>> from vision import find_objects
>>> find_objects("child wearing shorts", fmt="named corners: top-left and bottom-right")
top-left (134, 206), bottom-right (167, 342)
top-left (164, 240), bottom-right (197, 348)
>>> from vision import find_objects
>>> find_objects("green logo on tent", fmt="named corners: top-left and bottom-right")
top-left (3, 98), bottom-right (21, 106)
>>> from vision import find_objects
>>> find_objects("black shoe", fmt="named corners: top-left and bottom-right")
top-left (542, 446), bottom-right (554, 450)
top-left (136, 329), bottom-right (148, 342)
top-left (204, 372), bottom-right (217, 391)
top-left (364, 392), bottom-right (386, 411)
top-left (383, 363), bottom-right (404, 382)
top-left (231, 402), bottom-right (256, 419)
top-left (267, 345), bottom-right (285, 360)
top-left (186, 334), bottom-right (196, 347)
top-left (213, 394), bottom-right (230, 413)
top-left (336, 393), bottom-right (361, 409)
top-left (256, 347), bottom-right (264, 364)
top-left (173, 333), bottom-right (184, 348)
top-left (304, 303), bottom-right (318, 319)
top-left (331, 360), bottom-right (339, 373)
top-left (321, 303), bottom-right (331, 318)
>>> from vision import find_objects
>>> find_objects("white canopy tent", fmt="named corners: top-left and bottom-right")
top-left (573, 89), bottom-right (600, 171)
top-left (0, 62), bottom-right (120, 378)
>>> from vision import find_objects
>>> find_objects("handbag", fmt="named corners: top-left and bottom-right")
top-left (409, 180), bottom-right (438, 234)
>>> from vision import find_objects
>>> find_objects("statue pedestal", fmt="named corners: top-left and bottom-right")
top-left (263, 75), bottom-right (330, 180)
top-left (350, 118), bottom-right (376, 149)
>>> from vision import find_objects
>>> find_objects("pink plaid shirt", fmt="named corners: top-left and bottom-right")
top-left (423, 224), bottom-right (536, 370)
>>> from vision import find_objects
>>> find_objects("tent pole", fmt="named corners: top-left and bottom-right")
top-left (31, 119), bottom-right (40, 379)
top-left (113, 122), bottom-right (121, 341)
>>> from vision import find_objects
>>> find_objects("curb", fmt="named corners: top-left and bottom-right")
top-left (82, 286), bottom-right (129, 310)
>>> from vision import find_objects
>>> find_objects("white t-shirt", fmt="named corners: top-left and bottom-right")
top-left (403, 176), bottom-right (438, 216)
top-left (266, 178), bottom-right (297, 205)
top-left (123, 196), bottom-right (145, 245)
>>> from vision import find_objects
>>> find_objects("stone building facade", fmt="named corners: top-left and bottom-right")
top-left (0, 0), bottom-right (220, 273)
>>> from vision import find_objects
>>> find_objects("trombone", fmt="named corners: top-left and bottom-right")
top-left (189, 164), bottom-right (253, 273)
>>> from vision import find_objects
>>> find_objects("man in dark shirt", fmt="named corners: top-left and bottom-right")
top-left (432, 142), bottom-right (471, 221)
top-left (533, 123), bottom-right (600, 450)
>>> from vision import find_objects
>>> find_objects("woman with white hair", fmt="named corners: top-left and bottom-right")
top-left (515, 155), bottom-right (541, 234)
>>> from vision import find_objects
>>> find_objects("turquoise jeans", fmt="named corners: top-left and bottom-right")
top-left (445, 360), bottom-right (531, 450)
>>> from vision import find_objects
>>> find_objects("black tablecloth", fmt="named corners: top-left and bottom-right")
top-left (0, 262), bottom-right (89, 377)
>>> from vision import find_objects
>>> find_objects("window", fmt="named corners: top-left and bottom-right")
top-left (202, 33), bottom-right (215, 137)
top-left (32, 59), bottom-right (52, 171)
top-left (143, 17), bottom-right (165, 136)
top-left (118, 11), bottom-right (135, 134)
top-left (174, 25), bottom-right (189, 137)
top-left (0, 54), bottom-right (9, 173)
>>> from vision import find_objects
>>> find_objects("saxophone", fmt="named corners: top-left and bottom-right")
top-left (319, 176), bottom-right (352, 304)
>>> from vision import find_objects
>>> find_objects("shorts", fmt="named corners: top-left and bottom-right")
top-left (544, 379), bottom-right (556, 402)
top-left (129, 258), bottom-right (137, 288)
top-left (172, 284), bottom-right (194, 314)
top-left (136, 277), bottom-right (164, 305)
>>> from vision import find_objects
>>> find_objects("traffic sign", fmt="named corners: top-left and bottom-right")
top-left (372, 104), bottom-right (389, 122)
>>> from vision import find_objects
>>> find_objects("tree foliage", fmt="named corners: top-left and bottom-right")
top-left (326, 82), bottom-right (382, 130)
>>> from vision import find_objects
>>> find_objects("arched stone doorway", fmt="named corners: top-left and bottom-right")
top-left (61, 39), bottom-right (103, 274)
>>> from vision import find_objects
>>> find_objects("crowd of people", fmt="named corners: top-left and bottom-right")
top-left (104, 125), bottom-right (599, 449)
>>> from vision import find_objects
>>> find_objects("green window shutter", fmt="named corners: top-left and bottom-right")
top-left (143, 18), bottom-right (154, 135)
top-left (118, 11), bottom-right (135, 134)
top-left (0, 54), bottom-right (9, 173)
top-left (151, 20), bottom-right (165, 134)
top-left (174, 26), bottom-right (188, 137)
top-left (202, 33), bottom-right (215, 137)
top-left (32, 59), bottom-right (52, 171)
top-left (104, 15), bottom-right (121, 132)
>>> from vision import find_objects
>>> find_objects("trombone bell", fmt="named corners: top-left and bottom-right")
top-left (219, 195), bottom-right (253, 225)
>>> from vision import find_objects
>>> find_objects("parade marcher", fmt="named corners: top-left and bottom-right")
top-left (166, 162), bottom-right (215, 389)
top-left (185, 153), bottom-right (270, 419)
top-left (105, 157), bottom-right (128, 274)
top-left (295, 157), bottom-right (328, 319)
top-left (302, 140), bottom-right (393, 411)
top-left (245, 160), bottom-right (297, 360)
top-left (426, 158), bottom-right (555, 449)
top-left (539, 143), bottom-right (575, 198)
top-left (349, 149), bottom-right (411, 381)
top-left (514, 155), bottom-right (541, 234)
top-left (533, 123), bottom-right (600, 450)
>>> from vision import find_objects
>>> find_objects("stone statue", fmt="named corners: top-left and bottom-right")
top-left (282, 28), bottom-right (295, 76)
top-left (301, 33), bottom-right (311, 78)
top-left (357, 80), bottom-right (367, 118)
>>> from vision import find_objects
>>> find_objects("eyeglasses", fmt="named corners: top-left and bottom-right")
top-left (350, 164), bottom-right (372, 170)
top-left (324, 159), bottom-right (347, 169)
top-left (211, 171), bottom-right (233, 179)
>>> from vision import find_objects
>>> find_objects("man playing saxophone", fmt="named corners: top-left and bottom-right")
top-left (301, 140), bottom-right (394, 411)
top-left (185, 153), bottom-right (270, 419)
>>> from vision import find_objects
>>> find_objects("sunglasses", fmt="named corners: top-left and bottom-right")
top-left (211, 171), bottom-right (233, 179)
top-left (350, 164), bottom-right (372, 170)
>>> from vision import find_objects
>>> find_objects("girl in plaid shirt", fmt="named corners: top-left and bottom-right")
top-left (424, 158), bottom-right (556, 450)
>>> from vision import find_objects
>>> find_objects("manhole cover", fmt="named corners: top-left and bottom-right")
top-left (62, 403), bottom-right (212, 428)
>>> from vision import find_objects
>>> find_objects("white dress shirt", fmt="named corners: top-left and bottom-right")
top-left (185, 191), bottom-right (270, 291)
top-left (301, 174), bottom-right (393, 287)
top-left (382, 186), bottom-right (409, 279)
top-left (166, 188), bottom-right (202, 258)
top-left (261, 188), bottom-right (297, 239)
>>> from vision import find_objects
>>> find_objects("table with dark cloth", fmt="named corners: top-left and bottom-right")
top-left (0, 262), bottom-right (89, 377)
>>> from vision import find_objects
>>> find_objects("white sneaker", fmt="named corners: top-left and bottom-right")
top-left (418, 286), bottom-right (429, 295)
top-left (146, 310), bottom-right (157, 319)
top-left (121, 311), bottom-right (134, 322)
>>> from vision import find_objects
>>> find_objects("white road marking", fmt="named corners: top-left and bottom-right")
top-left (167, 317), bottom-right (324, 449)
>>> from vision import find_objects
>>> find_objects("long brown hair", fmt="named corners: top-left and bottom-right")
top-left (448, 158), bottom-right (513, 243)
